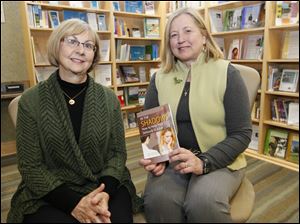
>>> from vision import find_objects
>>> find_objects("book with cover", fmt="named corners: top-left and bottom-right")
top-left (209, 9), bottom-right (223, 33)
top-left (286, 132), bottom-right (299, 164)
top-left (264, 128), bottom-right (288, 159)
top-left (241, 3), bottom-right (262, 29)
top-left (249, 124), bottom-right (259, 150)
top-left (279, 69), bottom-right (299, 92)
top-left (124, 1), bottom-right (143, 13)
top-left (144, 1), bottom-right (155, 15)
top-left (137, 104), bottom-right (179, 163)
top-left (63, 10), bottom-right (87, 22)
top-left (97, 14), bottom-right (107, 31)
top-left (144, 18), bottom-right (160, 38)
top-left (120, 65), bottom-right (140, 82)
top-left (48, 10), bottom-right (60, 28)
top-left (94, 64), bottom-right (112, 86)
top-left (287, 102), bottom-right (299, 126)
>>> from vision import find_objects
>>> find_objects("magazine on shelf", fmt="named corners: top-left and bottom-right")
top-left (137, 104), bottom-right (179, 163)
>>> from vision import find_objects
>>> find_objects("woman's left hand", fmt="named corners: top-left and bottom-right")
top-left (169, 148), bottom-right (203, 175)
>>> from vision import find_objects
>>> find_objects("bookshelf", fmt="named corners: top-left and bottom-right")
top-left (20, 1), bottom-right (166, 139)
top-left (206, 1), bottom-right (299, 172)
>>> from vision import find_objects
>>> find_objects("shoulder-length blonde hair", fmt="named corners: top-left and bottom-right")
top-left (47, 19), bottom-right (100, 73)
top-left (162, 7), bottom-right (224, 73)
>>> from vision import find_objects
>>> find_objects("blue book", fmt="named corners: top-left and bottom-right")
top-left (63, 10), bottom-right (87, 22)
top-left (130, 45), bottom-right (145, 61)
top-left (125, 1), bottom-right (143, 13)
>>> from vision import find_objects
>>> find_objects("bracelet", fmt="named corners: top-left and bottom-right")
top-left (199, 156), bottom-right (211, 175)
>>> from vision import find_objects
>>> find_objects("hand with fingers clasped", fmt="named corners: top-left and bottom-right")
top-left (139, 159), bottom-right (166, 176)
top-left (169, 148), bottom-right (203, 175)
top-left (71, 183), bottom-right (111, 223)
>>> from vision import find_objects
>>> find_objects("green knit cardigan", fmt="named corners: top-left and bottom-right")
top-left (7, 72), bottom-right (143, 223)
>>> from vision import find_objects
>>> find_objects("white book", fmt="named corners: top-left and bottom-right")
top-left (144, 1), bottom-right (155, 15)
top-left (69, 1), bottom-right (83, 7)
top-left (139, 66), bottom-right (147, 82)
top-left (279, 69), bottom-right (299, 92)
top-left (94, 64), bottom-right (112, 86)
top-left (228, 39), bottom-right (241, 60)
top-left (286, 31), bottom-right (299, 59)
top-left (243, 35), bottom-right (263, 60)
top-left (97, 14), bottom-right (107, 31)
top-left (87, 13), bottom-right (98, 31)
top-left (249, 124), bottom-right (259, 150)
top-left (287, 102), bottom-right (299, 126)
top-left (213, 37), bottom-right (225, 57)
top-left (209, 9), bottom-right (223, 33)
top-left (99, 40), bottom-right (110, 62)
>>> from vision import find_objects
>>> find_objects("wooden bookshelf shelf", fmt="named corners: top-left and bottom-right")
top-left (211, 27), bottom-right (265, 36)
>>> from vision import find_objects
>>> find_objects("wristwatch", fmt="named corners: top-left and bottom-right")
top-left (200, 156), bottom-right (211, 175)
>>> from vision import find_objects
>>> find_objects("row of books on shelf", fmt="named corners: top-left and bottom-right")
top-left (251, 97), bottom-right (261, 120)
top-left (114, 17), bottom-right (160, 38)
top-left (271, 99), bottom-right (299, 126)
top-left (31, 1), bottom-right (102, 9)
top-left (275, 1), bottom-right (299, 26)
top-left (268, 67), bottom-right (299, 93)
top-left (209, 2), bottom-right (265, 33)
top-left (116, 42), bottom-right (159, 61)
top-left (214, 35), bottom-right (264, 60)
top-left (249, 125), bottom-right (299, 164)
top-left (112, 1), bottom-right (155, 15)
top-left (117, 87), bottom-right (147, 107)
top-left (168, 1), bottom-right (203, 13)
top-left (28, 5), bottom-right (108, 31)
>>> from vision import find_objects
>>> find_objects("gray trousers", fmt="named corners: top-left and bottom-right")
top-left (143, 165), bottom-right (245, 223)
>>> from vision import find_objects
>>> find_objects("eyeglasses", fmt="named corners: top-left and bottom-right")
top-left (63, 37), bottom-right (96, 52)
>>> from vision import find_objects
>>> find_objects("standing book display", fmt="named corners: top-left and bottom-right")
top-left (137, 104), bottom-right (179, 163)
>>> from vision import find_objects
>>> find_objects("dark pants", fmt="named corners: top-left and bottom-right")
top-left (23, 186), bottom-right (133, 223)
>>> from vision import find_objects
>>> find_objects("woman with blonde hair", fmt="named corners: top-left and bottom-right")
top-left (159, 127), bottom-right (176, 155)
top-left (140, 7), bottom-right (252, 222)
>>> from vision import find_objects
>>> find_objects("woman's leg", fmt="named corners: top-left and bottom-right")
top-left (143, 165), bottom-right (190, 223)
top-left (23, 205), bottom-right (79, 223)
top-left (185, 168), bottom-right (245, 223)
top-left (109, 186), bottom-right (133, 223)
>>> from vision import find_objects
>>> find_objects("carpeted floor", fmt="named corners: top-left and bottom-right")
top-left (1, 136), bottom-right (299, 223)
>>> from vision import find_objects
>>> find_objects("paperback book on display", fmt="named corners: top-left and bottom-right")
top-left (137, 104), bottom-right (179, 163)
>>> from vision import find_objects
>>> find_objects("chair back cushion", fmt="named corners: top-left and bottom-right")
top-left (8, 95), bottom-right (21, 127)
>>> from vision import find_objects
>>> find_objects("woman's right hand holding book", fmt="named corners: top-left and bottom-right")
top-left (139, 159), bottom-right (166, 176)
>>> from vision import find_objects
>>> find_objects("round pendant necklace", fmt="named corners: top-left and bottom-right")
top-left (62, 87), bottom-right (87, 105)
